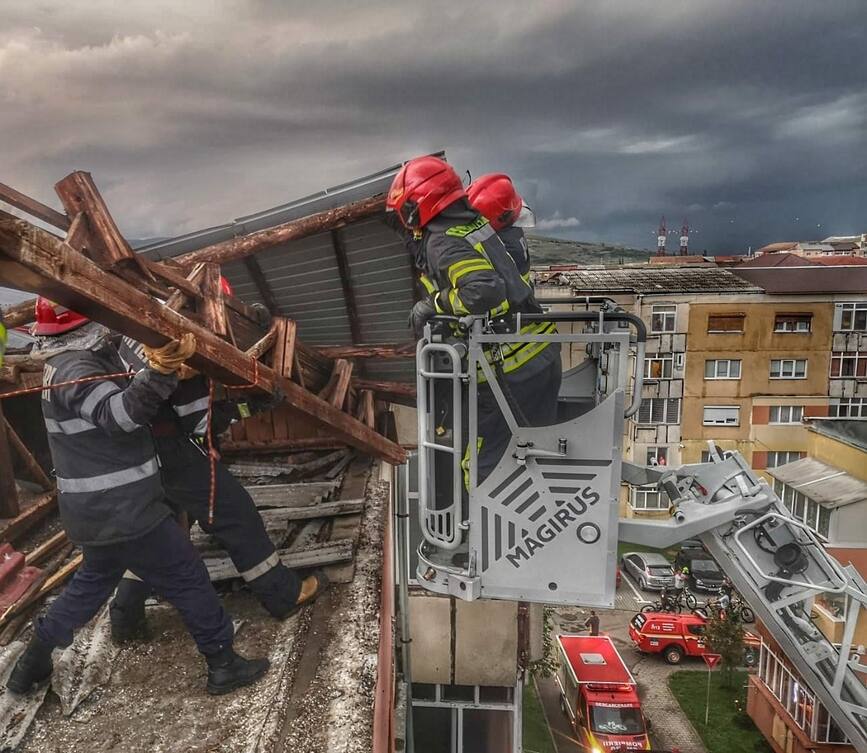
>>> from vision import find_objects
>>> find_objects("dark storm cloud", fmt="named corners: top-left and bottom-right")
top-left (1, 0), bottom-right (865, 249)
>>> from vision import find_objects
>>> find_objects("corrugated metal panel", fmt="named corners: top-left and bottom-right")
top-left (135, 160), bottom-right (433, 379)
top-left (768, 458), bottom-right (867, 509)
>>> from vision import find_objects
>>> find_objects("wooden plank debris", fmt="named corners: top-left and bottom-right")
top-left (204, 540), bottom-right (354, 581)
top-left (0, 491), bottom-right (57, 545)
top-left (0, 216), bottom-right (405, 464)
top-left (0, 406), bottom-right (20, 518)
top-left (4, 419), bottom-right (52, 491)
top-left (315, 343), bottom-right (415, 360)
top-left (0, 298), bottom-right (36, 328)
top-left (200, 262), bottom-right (228, 336)
top-left (245, 481), bottom-right (341, 508)
top-left (175, 195), bottom-right (385, 268)
top-left (0, 182), bottom-right (69, 231)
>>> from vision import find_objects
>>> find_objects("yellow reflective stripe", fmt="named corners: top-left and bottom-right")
top-left (490, 300), bottom-right (510, 317)
top-left (0, 318), bottom-right (6, 366)
top-left (521, 272), bottom-right (532, 285)
top-left (447, 288), bottom-right (471, 315)
top-left (419, 274), bottom-right (437, 295)
top-left (445, 217), bottom-right (489, 238)
top-left (447, 258), bottom-right (493, 287)
top-left (432, 292), bottom-right (447, 314)
top-left (462, 437), bottom-right (484, 490)
top-left (476, 321), bottom-right (557, 382)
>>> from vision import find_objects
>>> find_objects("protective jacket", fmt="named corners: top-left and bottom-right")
top-left (42, 343), bottom-right (176, 545)
top-left (118, 337), bottom-right (231, 439)
top-left (497, 225), bottom-right (531, 283)
top-left (420, 200), bottom-right (557, 378)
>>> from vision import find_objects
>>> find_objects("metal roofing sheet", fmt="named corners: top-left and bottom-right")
top-left (768, 458), bottom-right (867, 509)
top-left (136, 160), bottom-right (425, 383)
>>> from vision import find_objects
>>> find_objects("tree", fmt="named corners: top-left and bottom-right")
top-left (705, 611), bottom-right (745, 688)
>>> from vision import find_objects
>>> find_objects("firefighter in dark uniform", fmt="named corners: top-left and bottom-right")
top-left (467, 173), bottom-right (536, 286)
top-left (387, 155), bottom-right (562, 484)
top-left (6, 300), bottom-right (268, 696)
top-left (109, 329), bottom-right (327, 641)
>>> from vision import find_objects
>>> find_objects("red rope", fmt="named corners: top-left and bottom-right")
top-left (205, 377), bottom-right (218, 525)
top-left (0, 371), bottom-right (135, 400)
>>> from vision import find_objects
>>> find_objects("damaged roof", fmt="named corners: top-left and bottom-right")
top-left (768, 457), bottom-right (867, 509)
top-left (535, 266), bottom-right (762, 295)
top-left (138, 159), bottom-right (441, 385)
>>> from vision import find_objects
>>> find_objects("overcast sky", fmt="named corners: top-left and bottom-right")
top-left (2, 1), bottom-right (865, 252)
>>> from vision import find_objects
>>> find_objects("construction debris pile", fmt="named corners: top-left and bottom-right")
top-left (0, 169), bottom-right (409, 752)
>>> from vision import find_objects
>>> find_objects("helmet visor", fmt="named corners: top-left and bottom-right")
top-left (514, 203), bottom-right (536, 228)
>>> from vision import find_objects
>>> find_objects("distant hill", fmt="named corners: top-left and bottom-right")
top-left (527, 235), bottom-right (651, 267)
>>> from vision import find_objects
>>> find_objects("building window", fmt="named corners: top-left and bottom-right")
top-left (630, 485), bottom-right (668, 510)
top-left (766, 450), bottom-right (804, 468)
top-left (772, 479), bottom-right (830, 538)
top-left (651, 304), bottom-right (676, 333)
top-left (412, 683), bottom-right (518, 753)
top-left (758, 642), bottom-right (846, 743)
top-left (830, 397), bottom-right (867, 418)
top-left (769, 405), bottom-right (805, 424)
top-left (705, 359), bottom-right (741, 379)
top-left (770, 359), bottom-right (807, 379)
top-left (707, 313), bottom-right (745, 333)
top-left (644, 354), bottom-right (674, 380)
top-left (636, 398), bottom-right (681, 425)
top-left (830, 351), bottom-right (867, 378)
top-left (774, 313), bottom-right (812, 333)
top-left (703, 406), bottom-right (740, 426)
top-left (837, 302), bottom-right (867, 332)
top-left (646, 447), bottom-right (668, 466)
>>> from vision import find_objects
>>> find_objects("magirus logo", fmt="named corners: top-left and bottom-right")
top-left (478, 458), bottom-right (610, 572)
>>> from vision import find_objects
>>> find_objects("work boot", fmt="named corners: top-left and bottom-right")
top-left (205, 646), bottom-right (270, 696)
top-left (109, 600), bottom-right (151, 645)
top-left (6, 632), bottom-right (54, 695)
top-left (284, 571), bottom-right (330, 619)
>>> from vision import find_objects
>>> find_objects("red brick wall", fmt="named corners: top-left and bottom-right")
top-left (752, 405), bottom-right (771, 425)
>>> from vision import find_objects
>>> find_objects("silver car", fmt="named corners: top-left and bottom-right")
top-left (620, 552), bottom-right (676, 591)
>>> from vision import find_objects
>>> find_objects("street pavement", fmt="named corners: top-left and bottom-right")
top-left (536, 577), bottom-right (709, 753)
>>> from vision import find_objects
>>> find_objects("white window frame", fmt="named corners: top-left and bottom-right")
top-left (836, 302), bottom-right (867, 332)
top-left (703, 405), bottom-right (740, 426)
top-left (645, 446), bottom-right (669, 466)
top-left (769, 405), bottom-right (805, 424)
top-left (774, 314), bottom-right (812, 333)
top-left (830, 351), bottom-right (867, 379)
top-left (643, 354), bottom-right (674, 380)
top-left (411, 682), bottom-right (521, 753)
top-left (629, 485), bottom-right (669, 510)
top-left (766, 450), bottom-right (804, 468)
top-left (830, 397), bottom-right (867, 418)
top-left (635, 397), bottom-right (681, 426)
top-left (758, 642), bottom-right (847, 743)
top-left (770, 359), bottom-right (808, 379)
top-left (650, 304), bottom-right (676, 334)
top-left (704, 359), bottom-right (742, 380)
top-left (772, 479), bottom-right (830, 539)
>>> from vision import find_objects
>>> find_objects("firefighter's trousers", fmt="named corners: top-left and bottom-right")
top-left (111, 437), bottom-right (301, 622)
top-left (39, 517), bottom-right (234, 655)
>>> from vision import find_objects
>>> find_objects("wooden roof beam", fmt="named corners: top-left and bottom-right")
top-left (174, 195), bottom-right (385, 268)
top-left (0, 217), bottom-right (405, 465)
top-left (0, 182), bottom-right (69, 231)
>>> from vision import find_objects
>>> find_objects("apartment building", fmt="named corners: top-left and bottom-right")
top-left (747, 419), bottom-right (867, 753)
top-left (535, 262), bottom-right (867, 518)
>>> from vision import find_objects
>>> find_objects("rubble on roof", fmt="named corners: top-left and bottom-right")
top-left (534, 265), bottom-right (763, 294)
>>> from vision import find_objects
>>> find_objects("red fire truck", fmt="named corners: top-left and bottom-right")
top-left (555, 634), bottom-right (651, 751)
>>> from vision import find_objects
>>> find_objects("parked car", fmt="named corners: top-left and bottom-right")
top-left (620, 552), bottom-right (675, 591)
top-left (674, 540), bottom-right (726, 592)
top-left (628, 610), bottom-right (761, 666)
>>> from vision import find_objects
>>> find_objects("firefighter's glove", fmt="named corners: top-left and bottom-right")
top-left (237, 389), bottom-right (284, 419)
top-left (409, 298), bottom-right (437, 339)
top-left (143, 333), bottom-right (197, 375)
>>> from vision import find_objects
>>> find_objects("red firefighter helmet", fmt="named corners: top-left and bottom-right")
top-left (387, 156), bottom-right (466, 229)
top-left (467, 173), bottom-right (524, 231)
top-left (32, 298), bottom-right (90, 336)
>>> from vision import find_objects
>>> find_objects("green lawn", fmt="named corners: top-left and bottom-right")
top-left (523, 680), bottom-right (556, 753)
top-left (668, 670), bottom-right (772, 753)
